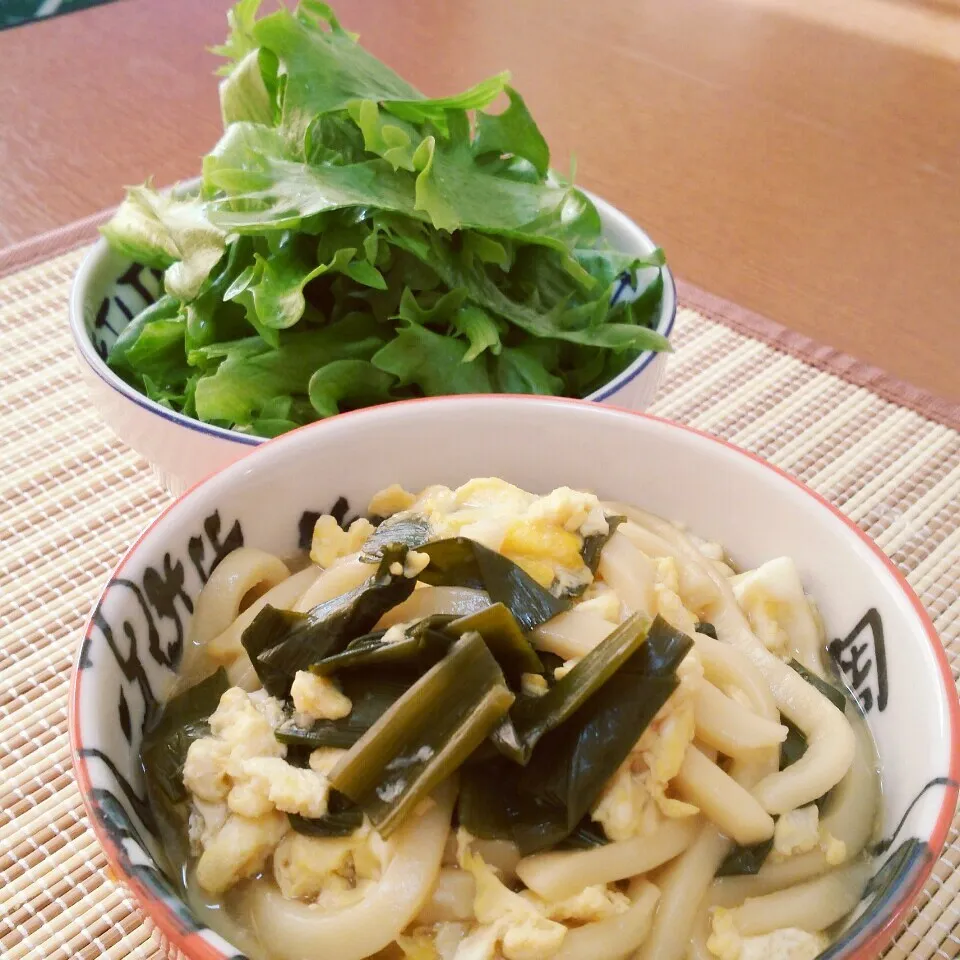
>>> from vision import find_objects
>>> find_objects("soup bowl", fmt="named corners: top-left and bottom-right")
top-left (69, 395), bottom-right (958, 960)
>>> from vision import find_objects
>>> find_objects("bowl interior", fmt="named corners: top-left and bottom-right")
top-left (71, 398), bottom-right (957, 960)
top-left (83, 253), bottom-right (166, 363)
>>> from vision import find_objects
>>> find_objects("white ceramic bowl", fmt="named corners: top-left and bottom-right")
top-left (69, 195), bottom-right (676, 494)
top-left (70, 396), bottom-right (958, 960)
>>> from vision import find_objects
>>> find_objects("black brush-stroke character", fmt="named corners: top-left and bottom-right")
top-left (829, 608), bottom-right (888, 713)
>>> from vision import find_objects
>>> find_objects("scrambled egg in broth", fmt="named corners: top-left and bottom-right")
top-left (162, 477), bottom-right (876, 960)
top-left (376, 478), bottom-right (605, 593)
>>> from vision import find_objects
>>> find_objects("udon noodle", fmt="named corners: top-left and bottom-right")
top-left (142, 478), bottom-right (880, 960)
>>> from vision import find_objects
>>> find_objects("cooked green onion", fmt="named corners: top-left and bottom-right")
top-left (243, 545), bottom-right (416, 696)
top-left (418, 537), bottom-right (571, 630)
top-left (330, 631), bottom-right (514, 836)
top-left (310, 616), bottom-right (456, 675)
top-left (447, 602), bottom-right (543, 682)
top-left (288, 791), bottom-right (364, 837)
top-left (510, 613), bottom-right (653, 762)
top-left (275, 670), bottom-right (413, 749)
top-left (715, 837), bottom-right (775, 877)
top-left (580, 515), bottom-right (625, 575)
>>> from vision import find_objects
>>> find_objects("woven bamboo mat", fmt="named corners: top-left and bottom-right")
top-left (1, 244), bottom-right (958, 960)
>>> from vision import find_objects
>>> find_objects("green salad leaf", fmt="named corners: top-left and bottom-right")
top-left (371, 321), bottom-right (495, 395)
top-left (453, 305), bottom-right (502, 362)
top-left (210, 0), bottom-right (263, 75)
top-left (101, 0), bottom-right (670, 434)
top-left (308, 359), bottom-right (395, 417)
top-left (219, 48), bottom-right (274, 126)
top-left (193, 313), bottom-right (388, 424)
top-left (473, 87), bottom-right (550, 178)
top-left (102, 184), bottom-right (226, 301)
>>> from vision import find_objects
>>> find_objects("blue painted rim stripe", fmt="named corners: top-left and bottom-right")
top-left (83, 356), bottom-right (261, 446)
top-left (587, 266), bottom-right (678, 402)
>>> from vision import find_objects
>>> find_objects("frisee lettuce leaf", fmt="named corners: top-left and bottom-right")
top-left (473, 86), bottom-right (550, 177)
top-left (101, 184), bottom-right (226, 301)
top-left (308, 359), bottom-right (396, 417)
top-left (371, 321), bottom-right (495, 395)
top-left (101, 0), bottom-right (670, 434)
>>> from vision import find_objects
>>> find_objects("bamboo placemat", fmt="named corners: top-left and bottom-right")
top-left (1, 244), bottom-right (958, 960)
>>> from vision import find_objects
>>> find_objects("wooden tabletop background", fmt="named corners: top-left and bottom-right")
top-left (1, 0), bottom-right (957, 399)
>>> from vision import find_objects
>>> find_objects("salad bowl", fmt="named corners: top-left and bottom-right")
top-left (70, 194), bottom-right (675, 495)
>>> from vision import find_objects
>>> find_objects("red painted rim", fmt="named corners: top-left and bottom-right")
top-left (69, 394), bottom-right (960, 960)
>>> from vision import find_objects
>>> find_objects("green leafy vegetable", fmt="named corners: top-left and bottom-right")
top-left (288, 791), bottom-right (364, 837)
top-left (330, 631), bottom-right (515, 836)
top-left (411, 119), bottom-right (569, 234)
top-left (219, 48), bottom-right (274, 126)
top-left (418, 537), bottom-right (571, 630)
top-left (384, 221), bottom-right (669, 352)
top-left (275, 669), bottom-right (411, 748)
top-left (510, 613), bottom-right (653, 762)
top-left (788, 659), bottom-right (847, 712)
top-left (447, 603), bottom-right (543, 683)
top-left (580, 515), bottom-right (625, 574)
top-left (245, 238), bottom-right (354, 330)
top-left (311, 616), bottom-right (456, 675)
top-left (183, 237), bottom-right (257, 352)
top-left (101, 0), bottom-right (670, 433)
top-left (371, 321), bottom-right (495, 395)
top-left (101, 184), bottom-right (226, 301)
top-left (473, 86), bottom-right (550, 178)
top-left (193, 313), bottom-right (388, 424)
top-left (242, 545), bottom-right (416, 696)
top-left (494, 346), bottom-right (564, 395)
top-left (308, 360), bottom-right (396, 417)
top-left (453, 305), bottom-right (503, 362)
top-left (107, 295), bottom-right (181, 377)
top-left (210, 0), bottom-right (262, 75)
top-left (715, 837), bottom-right (776, 877)
top-left (141, 668), bottom-right (230, 816)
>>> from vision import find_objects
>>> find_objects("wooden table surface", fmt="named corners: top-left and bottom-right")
top-left (1, 0), bottom-right (958, 399)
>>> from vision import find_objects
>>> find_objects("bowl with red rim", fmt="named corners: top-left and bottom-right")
top-left (69, 194), bottom-right (676, 496)
top-left (69, 396), bottom-right (958, 960)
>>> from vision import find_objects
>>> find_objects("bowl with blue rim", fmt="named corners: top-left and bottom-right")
top-left (69, 186), bottom-right (676, 495)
